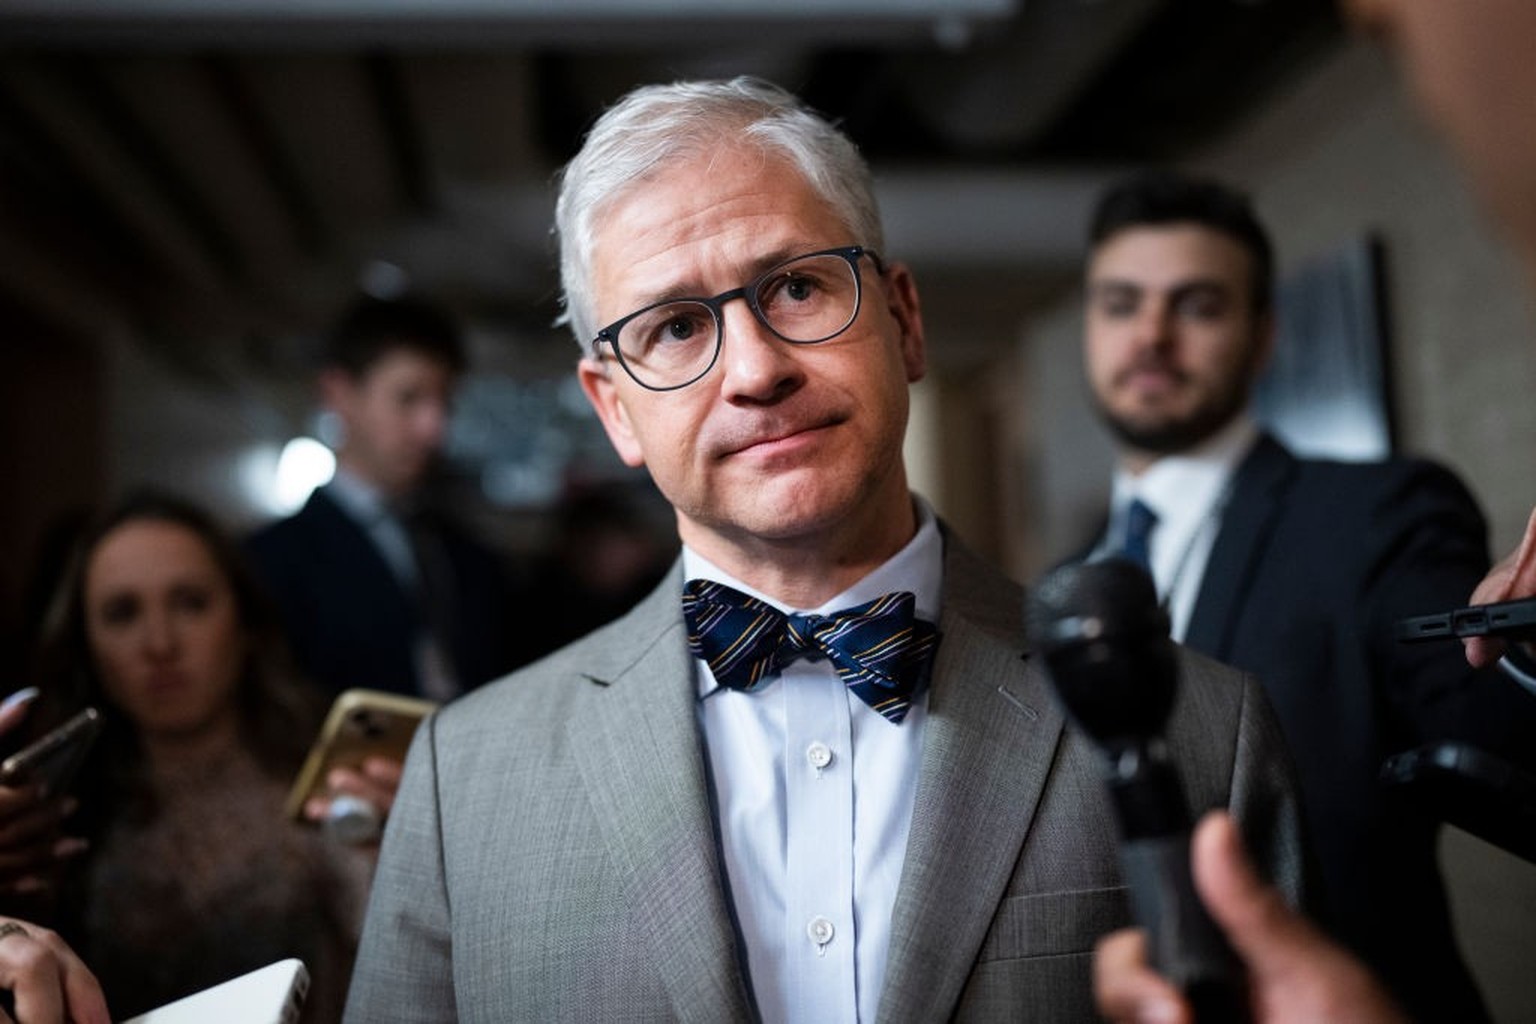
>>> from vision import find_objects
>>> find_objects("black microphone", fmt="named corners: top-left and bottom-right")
top-left (1026, 559), bottom-right (1248, 1021)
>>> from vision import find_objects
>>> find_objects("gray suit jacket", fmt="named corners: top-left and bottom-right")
top-left (345, 533), bottom-right (1307, 1023)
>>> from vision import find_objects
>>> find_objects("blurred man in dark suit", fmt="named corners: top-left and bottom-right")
top-left (1098, 3), bottom-right (1536, 1021)
top-left (247, 294), bottom-right (526, 702)
top-left (1076, 170), bottom-right (1536, 1020)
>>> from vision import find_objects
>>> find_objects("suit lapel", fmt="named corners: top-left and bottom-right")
top-left (568, 570), bottom-right (756, 1023)
top-left (1184, 434), bottom-right (1296, 659)
top-left (877, 540), bottom-right (1067, 1024)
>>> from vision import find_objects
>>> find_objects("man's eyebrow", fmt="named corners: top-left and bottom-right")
top-left (630, 245), bottom-right (821, 307)
top-left (1168, 279), bottom-right (1233, 299)
top-left (1087, 279), bottom-right (1141, 295)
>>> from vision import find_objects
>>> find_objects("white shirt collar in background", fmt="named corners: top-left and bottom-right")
top-left (1109, 414), bottom-right (1259, 641)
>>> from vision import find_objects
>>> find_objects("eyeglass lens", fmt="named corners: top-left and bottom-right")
top-left (615, 251), bottom-right (860, 389)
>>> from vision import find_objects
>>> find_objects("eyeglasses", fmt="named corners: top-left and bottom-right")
top-left (592, 245), bottom-right (884, 392)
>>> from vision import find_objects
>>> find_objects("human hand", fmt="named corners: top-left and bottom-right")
top-left (0, 790), bottom-right (86, 904)
top-left (1466, 505), bottom-right (1536, 668)
top-left (1094, 812), bottom-right (1406, 1024)
top-left (0, 695), bottom-right (85, 903)
top-left (302, 756), bottom-right (404, 845)
top-left (0, 917), bottom-right (110, 1024)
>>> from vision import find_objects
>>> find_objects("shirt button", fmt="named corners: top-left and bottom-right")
top-left (807, 916), bottom-right (835, 948)
top-left (806, 742), bottom-right (834, 771)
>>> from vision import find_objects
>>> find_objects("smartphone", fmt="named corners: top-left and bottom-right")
top-left (283, 689), bottom-right (437, 822)
top-left (1395, 595), bottom-right (1536, 644)
top-left (0, 707), bottom-right (102, 797)
top-left (119, 958), bottom-right (310, 1024)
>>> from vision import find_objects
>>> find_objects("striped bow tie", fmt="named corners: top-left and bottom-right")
top-left (682, 579), bottom-right (941, 724)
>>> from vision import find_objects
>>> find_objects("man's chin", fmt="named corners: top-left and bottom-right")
top-left (383, 462), bottom-right (435, 495)
top-left (1102, 413), bottom-right (1225, 456)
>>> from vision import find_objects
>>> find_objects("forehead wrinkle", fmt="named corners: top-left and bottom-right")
top-left (593, 147), bottom-right (856, 324)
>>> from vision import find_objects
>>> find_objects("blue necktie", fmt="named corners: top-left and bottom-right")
top-left (682, 579), bottom-right (940, 724)
top-left (1120, 497), bottom-right (1159, 575)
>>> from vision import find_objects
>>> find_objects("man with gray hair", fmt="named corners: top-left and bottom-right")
top-left (343, 77), bottom-right (1307, 1023)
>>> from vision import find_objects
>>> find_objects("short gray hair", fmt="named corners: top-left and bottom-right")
top-left (554, 77), bottom-right (885, 348)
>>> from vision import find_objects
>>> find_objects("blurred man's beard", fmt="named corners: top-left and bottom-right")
top-left (1092, 390), bottom-right (1247, 457)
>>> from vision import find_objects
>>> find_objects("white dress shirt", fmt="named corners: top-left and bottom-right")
top-left (686, 497), bottom-right (943, 1024)
top-left (1103, 415), bottom-right (1259, 641)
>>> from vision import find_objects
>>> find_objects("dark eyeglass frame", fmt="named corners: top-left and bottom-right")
top-left (591, 244), bottom-right (886, 392)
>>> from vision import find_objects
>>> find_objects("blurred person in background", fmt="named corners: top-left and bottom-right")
top-left (1074, 169), bottom-right (1536, 1020)
top-left (247, 293), bottom-right (531, 704)
top-left (1097, 2), bottom-right (1536, 1021)
top-left (6, 491), bottom-right (370, 1021)
top-left (522, 482), bottom-right (677, 653)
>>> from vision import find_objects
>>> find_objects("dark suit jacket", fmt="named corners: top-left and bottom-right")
top-left (246, 488), bottom-right (527, 699)
top-left (344, 532), bottom-right (1309, 1023)
top-left (1093, 432), bottom-right (1536, 1021)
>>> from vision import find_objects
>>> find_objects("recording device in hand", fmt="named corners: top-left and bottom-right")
top-left (1026, 559), bottom-right (1248, 1021)
top-left (0, 707), bottom-right (102, 797)
top-left (120, 958), bottom-right (310, 1024)
top-left (1390, 598), bottom-right (1536, 864)
top-left (286, 689), bottom-right (436, 842)
top-left (1395, 594), bottom-right (1536, 644)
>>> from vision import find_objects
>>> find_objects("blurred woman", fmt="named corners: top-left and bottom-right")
top-left (10, 491), bottom-right (369, 1021)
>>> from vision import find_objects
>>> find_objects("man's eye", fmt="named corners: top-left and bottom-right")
top-left (628, 306), bottom-right (713, 356)
top-left (762, 273), bottom-right (822, 308)
top-left (1177, 294), bottom-right (1226, 319)
top-left (665, 317), bottom-right (700, 340)
top-left (783, 276), bottom-right (816, 302)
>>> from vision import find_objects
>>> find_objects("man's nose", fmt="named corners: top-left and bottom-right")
top-left (1130, 298), bottom-right (1176, 350)
top-left (716, 300), bottom-right (805, 402)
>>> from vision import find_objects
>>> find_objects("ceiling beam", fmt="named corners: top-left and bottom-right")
top-left (66, 61), bottom-right (249, 282)
top-left (364, 52), bottom-right (435, 214)
top-left (203, 54), bottom-right (330, 257)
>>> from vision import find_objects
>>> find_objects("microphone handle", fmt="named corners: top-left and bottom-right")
top-left (1111, 765), bottom-right (1250, 1022)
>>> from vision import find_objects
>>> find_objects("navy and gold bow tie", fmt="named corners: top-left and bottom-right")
top-left (682, 579), bottom-right (940, 724)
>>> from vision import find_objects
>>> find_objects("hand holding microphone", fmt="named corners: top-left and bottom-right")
top-left (1026, 559), bottom-right (1248, 1021)
top-left (1096, 811), bottom-right (1406, 1024)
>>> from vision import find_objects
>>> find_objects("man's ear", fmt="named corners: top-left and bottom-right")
top-left (883, 263), bottom-right (927, 383)
top-left (577, 357), bottom-right (647, 468)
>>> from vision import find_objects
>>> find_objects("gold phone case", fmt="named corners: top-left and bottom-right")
top-left (284, 689), bottom-right (437, 821)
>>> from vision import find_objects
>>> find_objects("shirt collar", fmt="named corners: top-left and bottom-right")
top-left (324, 466), bottom-right (392, 525)
top-left (683, 495), bottom-right (944, 701)
top-left (682, 494), bottom-right (944, 625)
top-left (1112, 414), bottom-right (1259, 530)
